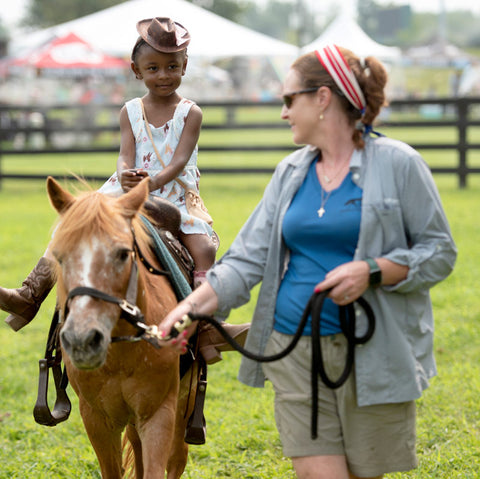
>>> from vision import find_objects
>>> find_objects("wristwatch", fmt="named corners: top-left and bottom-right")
top-left (365, 258), bottom-right (382, 286)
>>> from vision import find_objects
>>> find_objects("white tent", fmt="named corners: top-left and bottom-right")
top-left (301, 13), bottom-right (401, 62)
top-left (9, 0), bottom-right (299, 59)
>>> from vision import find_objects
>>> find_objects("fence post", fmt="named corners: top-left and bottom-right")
top-left (226, 105), bottom-right (236, 126)
top-left (457, 98), bottom-right (468, 189)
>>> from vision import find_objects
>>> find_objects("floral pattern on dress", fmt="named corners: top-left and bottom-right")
top-left (98, 97), bottom-right (212, 236)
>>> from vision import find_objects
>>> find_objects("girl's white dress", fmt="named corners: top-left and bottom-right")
top-left (99, 97), bottom-right (212, 236)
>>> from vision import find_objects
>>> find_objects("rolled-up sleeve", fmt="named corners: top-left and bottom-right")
top-left (384, 152), bottom-right (456, 292)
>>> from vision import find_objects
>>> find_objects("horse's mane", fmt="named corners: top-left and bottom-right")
top-left (51, 191), bottom-right (150, 254)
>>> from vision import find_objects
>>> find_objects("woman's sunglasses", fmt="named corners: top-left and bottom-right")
top-left (282, 87), bottom-right (319, 109)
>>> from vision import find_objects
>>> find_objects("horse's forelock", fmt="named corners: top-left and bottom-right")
top-left (52, 192), bottom-right (133, 253)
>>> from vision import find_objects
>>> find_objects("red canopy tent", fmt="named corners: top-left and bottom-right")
top-left (10, 32), bottom-right (128, 76)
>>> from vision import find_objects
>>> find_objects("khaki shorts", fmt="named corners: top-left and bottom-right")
top-left (262, 330), bottom-right (418, 477)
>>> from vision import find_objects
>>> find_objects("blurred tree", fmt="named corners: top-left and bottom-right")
top-left (397, 13), bottom-right (438, 47)
top-left (357, 0), bottom-right (380, 38)
top-left (448, 11), bottom-right (480, 48)
top-left (16, 0), bottom-right (480, 51)
top-left (194, 0), bottom-right (319, 47)
top-left (188, 0), bottom-right (250, 23)
top-left (240, 1), bottom-right (295, 45)
top-left (0, 19), bottom-right (8, 56)
top-left (23, 0), bottom-right (126, 28)
top-left (357, 0), bottom-right (480, 49)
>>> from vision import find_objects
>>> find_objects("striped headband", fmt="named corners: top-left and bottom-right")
top-left (315, 45), bottom-right (366, 114)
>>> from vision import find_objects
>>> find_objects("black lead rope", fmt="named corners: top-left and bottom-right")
top-left (187, 290), bottom-right (375, 439)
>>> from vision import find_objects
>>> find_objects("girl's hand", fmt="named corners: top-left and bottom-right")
top-left (314, 260), bottom-right (370, 306)
top-left (120, 169), bottom-right (148, 191)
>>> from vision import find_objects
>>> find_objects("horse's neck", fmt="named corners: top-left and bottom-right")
top-left (136, 246), bottom-right (178, 326)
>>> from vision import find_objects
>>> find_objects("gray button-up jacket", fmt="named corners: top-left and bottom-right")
top-left (208, 135), bottom-right (457, 406)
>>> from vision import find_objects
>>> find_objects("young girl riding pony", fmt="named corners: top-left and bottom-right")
top-left (0, 17), bottom-right (248, 363)
top-left (100, 17), bottom-right (216, 286)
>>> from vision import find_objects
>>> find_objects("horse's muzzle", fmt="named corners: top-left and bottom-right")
top-left (60, 320), bottom-right (110, 370)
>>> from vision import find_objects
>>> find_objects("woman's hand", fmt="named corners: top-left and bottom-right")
top-left (314, 258), bottom-right (409, 305)
top-left (314, 260), bottom-right (370, 305)
top-left (158, 282), bottom-right (219, 354)
top-left (158, 300), bottom-right (198, 354)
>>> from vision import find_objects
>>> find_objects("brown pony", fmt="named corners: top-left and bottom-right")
top-left (47, 176), bottom-right (196, 478)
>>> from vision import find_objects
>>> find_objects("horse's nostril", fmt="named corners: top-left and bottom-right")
top-left (86, 329), bottom-right (104, 350)
top-left (60, 330), bottom-right (71, 350)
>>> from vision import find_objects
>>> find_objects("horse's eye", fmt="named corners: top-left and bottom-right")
top-left (117, 249), bottom-right (131, 262)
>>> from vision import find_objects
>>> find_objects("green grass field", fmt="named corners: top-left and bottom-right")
top-left (0, 164), bottom-right (479, 477)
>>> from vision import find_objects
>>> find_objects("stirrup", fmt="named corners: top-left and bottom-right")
top-left (184, 357), bottom-right (207, 445)
top-left (33, 309), bottom-right (71, 426)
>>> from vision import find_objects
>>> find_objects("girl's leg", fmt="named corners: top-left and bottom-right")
top-left (179, 233), bottom-right (216, 287)
top-left (1, 247), bottom-right (56, 331)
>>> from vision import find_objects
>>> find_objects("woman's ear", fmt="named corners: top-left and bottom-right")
top-left (317, 86), bottom-right (332, 108)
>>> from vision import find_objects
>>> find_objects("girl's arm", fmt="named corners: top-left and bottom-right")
top-left (117, 106), bottom-right (146, 191)
top-left (149, 104), bottom-right (203, 191)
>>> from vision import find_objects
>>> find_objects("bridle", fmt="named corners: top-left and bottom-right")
top-left (34, 227), bottom-right (174, 427)
top-left (63, 230), bottom-right (171, 348)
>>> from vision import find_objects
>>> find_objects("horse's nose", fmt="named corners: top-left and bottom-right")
top-left (84, 329), bottom-right (104, 350)
top-left (60, 327), bottom-right (106, 355)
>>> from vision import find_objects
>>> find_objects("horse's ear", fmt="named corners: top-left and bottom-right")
top-left (47, 176), bottom-right (76, 214)
top-left (117, 177), bottom-right (150, 218)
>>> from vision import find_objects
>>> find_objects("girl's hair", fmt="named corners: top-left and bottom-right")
top-left (131, 37), bottom-right (148, 64)
top-left (292, 47), bottom-right (388, 149)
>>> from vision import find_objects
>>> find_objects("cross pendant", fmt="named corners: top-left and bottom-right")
top-left (317, 207), bottom-right (325, 218)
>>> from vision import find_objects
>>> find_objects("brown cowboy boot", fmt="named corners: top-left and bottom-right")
top-left (1, 257), bottom-right (56, 331)
top-left (198, 322), bottom-right (250, 365)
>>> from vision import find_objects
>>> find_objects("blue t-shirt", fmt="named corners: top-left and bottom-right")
top-left (274, 158), bottom-right (363, 336)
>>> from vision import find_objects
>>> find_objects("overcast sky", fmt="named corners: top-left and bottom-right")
top-left (1, 0), bottom-right (479, 30)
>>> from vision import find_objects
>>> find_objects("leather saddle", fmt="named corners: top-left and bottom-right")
top-left (144, 196), bottom-right (195, 286)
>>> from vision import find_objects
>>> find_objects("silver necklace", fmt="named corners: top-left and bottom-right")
top-left (317, 186), bottom-right (333, 218)
top-left (319, 160), bottom-right (347, 184)
top-left (316, 156), bottom-right (350, 217)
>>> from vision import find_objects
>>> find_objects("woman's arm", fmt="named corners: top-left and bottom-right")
top-left (159, 281), bottom-right (219, 352)
top-left (381, 154), bottom-right (456, 292)
top-left (316, 149), bottom-right (455, 304)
